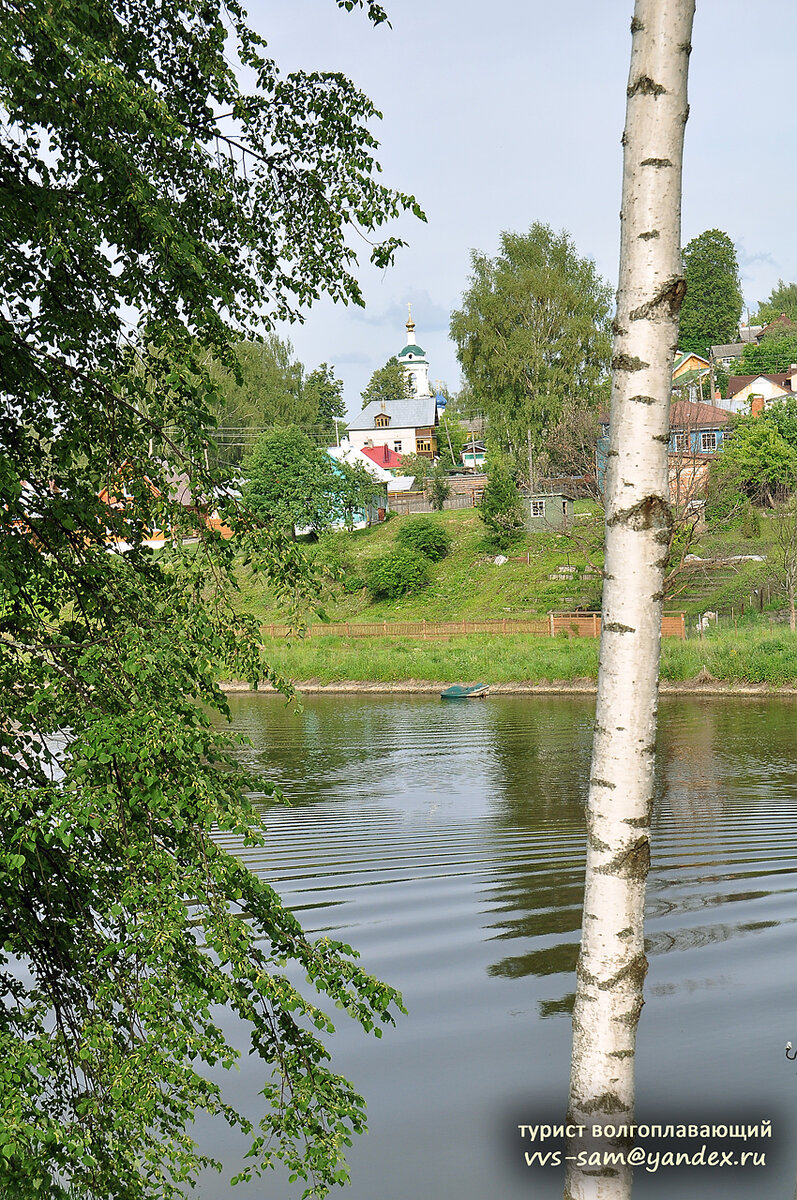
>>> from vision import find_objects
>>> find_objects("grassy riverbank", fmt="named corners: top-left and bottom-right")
top-left (253, 625), bottom-right (797, 688)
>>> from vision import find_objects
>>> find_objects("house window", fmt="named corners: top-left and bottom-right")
top-left (416, 438), bottom-right (432, 453)
top-left (393, 440), bottom-right (402, 453)
top-left (700, 430), bottom-right (718, 452)
top-left (530, 499), bottom-right (545, 517)
top-left (673, 431), bottom-right (690, 452)
top-left (375, 413), bottom-right (390, 427)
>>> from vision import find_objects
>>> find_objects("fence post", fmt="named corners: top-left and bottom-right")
top-left (383, 620), bottom-right (388, 635)
top-left (502, 618), bottom-right (506, 634)
top-left (270, 624), bottom-right (275, 638)
top-left (549, 612), bottom-right (555, 638)
top-left (592, 613), bottom-right (598, 637)
top-left (423, 618), bottom-right (427, 639)
top-left (346, 622), bottom-right (350, 636)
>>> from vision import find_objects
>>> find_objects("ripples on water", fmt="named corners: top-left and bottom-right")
top-left (201, 695), bottom-right (797, 1199)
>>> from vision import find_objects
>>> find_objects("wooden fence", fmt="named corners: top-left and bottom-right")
top-left (261, 612), bottom-right (687, 640)
top-left (387, 491), bottom-right (481, 515)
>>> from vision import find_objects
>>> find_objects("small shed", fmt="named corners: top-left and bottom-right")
top-left (527, 492), bottom-right (574, 532)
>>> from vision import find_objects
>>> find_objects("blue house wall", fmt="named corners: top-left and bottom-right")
top-left (595, 422), bottom-right (726, 493)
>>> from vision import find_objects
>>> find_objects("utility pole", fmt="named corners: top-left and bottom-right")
top-left (527, 429), bottom-right (535, 495)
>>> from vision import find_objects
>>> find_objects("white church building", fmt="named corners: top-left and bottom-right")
top-left (347, 307), bottom-right (439, 460)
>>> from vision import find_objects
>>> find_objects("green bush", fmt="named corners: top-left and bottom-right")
top-left (395, 517), bottom-right (452, 562)
top-left (479, 456), bottom-right (525, 548)
top-left (367, 548), bottom-right (431, 599)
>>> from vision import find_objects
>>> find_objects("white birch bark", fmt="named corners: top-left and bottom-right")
top-left (564, 4), bottom-right (695, 1199)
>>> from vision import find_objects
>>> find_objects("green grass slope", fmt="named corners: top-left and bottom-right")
top-left (232, 504), bottom-right (788, 627)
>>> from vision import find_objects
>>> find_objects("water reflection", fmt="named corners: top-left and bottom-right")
top-left (207, 692), bottom-right (797, 1200)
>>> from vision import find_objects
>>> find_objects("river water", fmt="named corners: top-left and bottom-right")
top-left (200, 693), bottom-right (797, 1198)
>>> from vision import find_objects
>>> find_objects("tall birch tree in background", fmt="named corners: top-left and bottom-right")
top-left (565, 4), bottom-right (696, 1199)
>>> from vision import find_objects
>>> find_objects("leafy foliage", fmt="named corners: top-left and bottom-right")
top-left (366, 548), bottom-right (431, 598)
top-left (360, 356), bottom-right (414, 408)
top-left (395, 517), bottom-right (452, 561)
top-left (763, 395), bottom-right (797, 446)
top-left (738, 331), bottom-right (797, 376)
top-left (709, 415), bottom-right (797, 510)
top-left (428, 464), bottom-right (452, 511)
top-left (436, 414), bottom-right (469, 468)
top-left (449, 223), bottom-right (612, 466)
top-left (208, 336), bottom-right (309, 463)
top-left (478, 456), bottom-right (525, 547)
top-left (754, 280), bottom-right (797, 326)
top-left (398, 451), bottom-right (434, 489)
top-left (242, 427), bottom-right (382, 535)
top-left (0, 0), bottom-right (417, 1195)
top-left (304, 362), bottom-right (347, 441)
top-left (678, 229), bottom-right (743, 357)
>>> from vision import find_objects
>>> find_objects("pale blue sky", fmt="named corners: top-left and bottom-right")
top-left (246, 0), bottom-right (797, 416)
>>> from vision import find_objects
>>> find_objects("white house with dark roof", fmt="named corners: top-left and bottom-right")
top-left (347, 394), bottom-right (438, 459)
top-left (347, 309), bottom-right (439, 459)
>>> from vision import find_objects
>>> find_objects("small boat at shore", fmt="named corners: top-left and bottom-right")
top-left (440, 683), bottom-right (489, 700)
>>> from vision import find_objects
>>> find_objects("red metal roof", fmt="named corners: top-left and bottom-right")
top-left (360, 444), bottom-right (404, 469)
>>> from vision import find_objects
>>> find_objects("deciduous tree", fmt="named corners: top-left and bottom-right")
top-left (565, 5), bottom-right (696, 1200)
top-left (755, 279), bottom-right (797, 325)
top-left (449, 223), bottom-right (612, 468)
top-left (478, 456), bottom-right (525, 548)
top-left (678, 228), bottom-right (743, 357)
top-left (360, 356), bottom-right (414, 408)
top-left (0, 0), bottom-right (417, 1195)
top-left (208, 335), bottom-right (310, 462)
top-left (305, 362), bottom-right (347, 441)
top-left (243, 427), bottom-right (383, 535)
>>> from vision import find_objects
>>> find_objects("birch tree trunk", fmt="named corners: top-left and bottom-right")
top-left (564, 4), bottom-right (695, 1199)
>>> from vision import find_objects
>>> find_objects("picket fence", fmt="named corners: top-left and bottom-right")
top-left (262, 612), bottom-right (687, 640)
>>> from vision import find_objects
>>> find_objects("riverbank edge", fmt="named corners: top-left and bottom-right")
top-left (219, 678), bottom-right (797, 697)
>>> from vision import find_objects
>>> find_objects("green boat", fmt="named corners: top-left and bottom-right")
top-left (440, 683), bottom-right (489, 700)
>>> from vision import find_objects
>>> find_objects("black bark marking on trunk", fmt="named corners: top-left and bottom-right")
top-left (590, 778), bottom-right (616, 790)
top-left (680, 41), bottom-right (693, 55)
top-left (577, 952), bottom-right (647, 993)
top-left (617, 990), bottom-right (646, 1027)
top-left (604, 621), bottom-right (635, 633)
top-left (624, 814), bottom-right (650, 829)
top-left (610, 1048), bottom-right (634, 1058)
top-left (627, 75), bottom-right (665, 98)
top-left (607, 494), bottom-right (672, 533)
top-left (630, 394), bottom-right (657, 405)
top-left (612, 352), bottom-right (649, 371)
top-left (596, 837), bottom-right (650, 879)
top-left (630, 16), bottom-right (644, 32)
top-left (617, 926), bottom-right (633, 939)
top-left (611, 317), bottom-right (627, 336)
top-left (652, 432), bottom-right (670, 443)
top-left (638, 229), bottom-right (660, 239)
top-left (576, 1090), bottom-right (627, 1115)
top-left (629, 276), bottom-right (686, 321)
top-left (640, 157), bottom-right (672, 167)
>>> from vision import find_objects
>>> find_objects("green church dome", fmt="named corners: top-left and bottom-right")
top-left (398, 344), bottom-right (426, 359)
